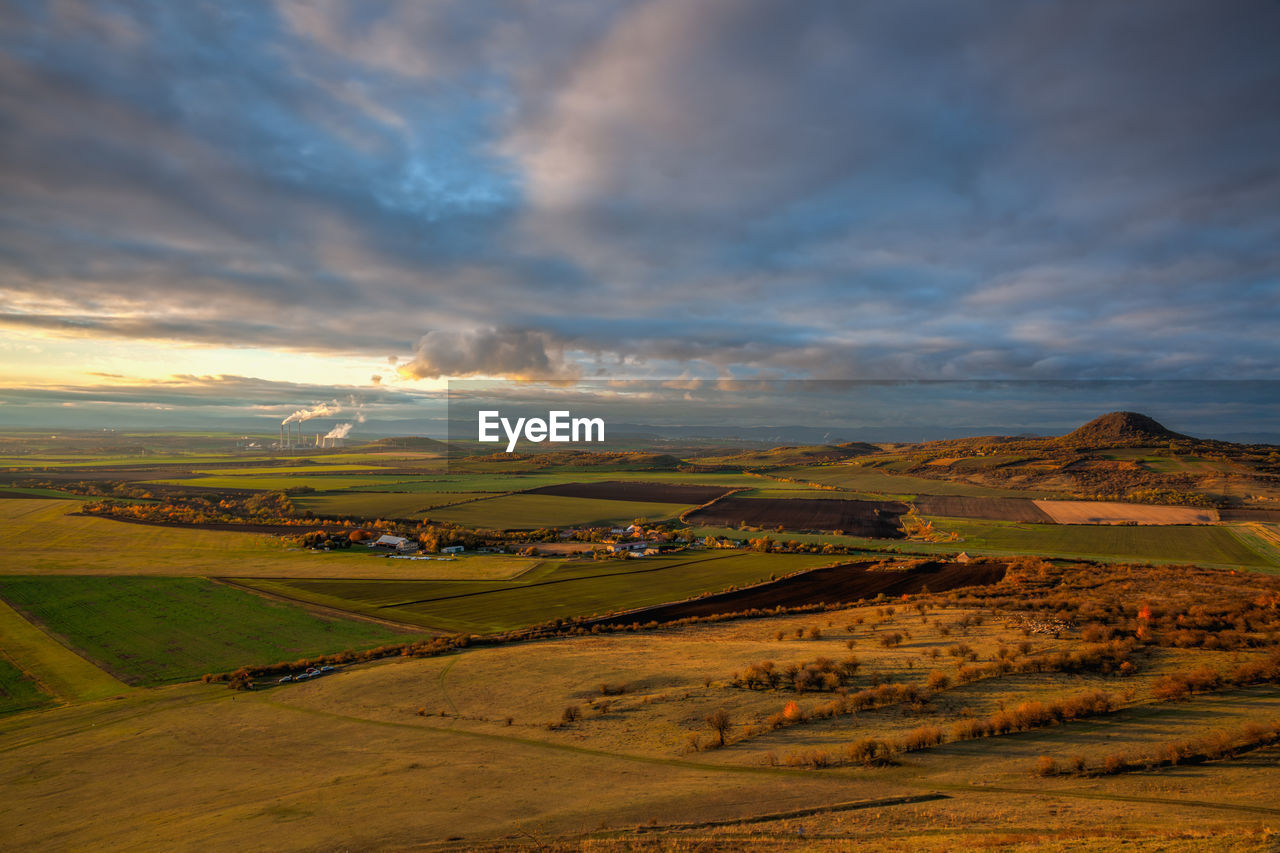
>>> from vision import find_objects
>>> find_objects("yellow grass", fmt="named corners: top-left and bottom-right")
top-left (0, 499), bottom-right (532, 580)
top-left (1, 604), bottom-right (1278, 850)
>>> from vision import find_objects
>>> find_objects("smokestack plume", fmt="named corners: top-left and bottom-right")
top-left (325, 423), bottom-right (353, 440)
top-left (282, 400), bottom-right (343, 426)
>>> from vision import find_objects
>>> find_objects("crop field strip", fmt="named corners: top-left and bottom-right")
top-left (237, 551), bottom-right (840, 633)
top-left (241, 553), bottom-right (755, 611)
top-left (589, 559), bottom-right (1008, 626)
top-left (424, 492), bottom-right (698, 529)
top-left (1033, 500), bottom-right (1218, 525)
top-left (0, 576), bottom-right (409, 685)
top-left (686, 495), bottom-right (909, 537)
top-left (912, 495), bottom-right (1055, 523)
top-left (923, 516), bottom-right (1273, 568)
top-left (291, 490), bottom-right (498, 519)
top-left (0, 656), bottom-right (53, 714)
top-left (519, 480), bottom-right (734, 503)
top-left (0, 596), bottom-right (131, 704)
top-left (779, 463), bottom-right (1058, 498)
top-left (142, 474), bottom-right (447, 491)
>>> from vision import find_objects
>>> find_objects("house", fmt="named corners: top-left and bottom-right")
top-left (626, 523), bottom-right (644, 535)
top-left (956, 551), bottom-right (972, 564)
top-left (441, 545), bottom-right (464, 554)
top-left (371, 534), bottom-right (416, 552)
top-left (608, 541), bottom-right (649, 554)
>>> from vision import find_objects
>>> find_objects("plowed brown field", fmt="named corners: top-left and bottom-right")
top-left (685, 496), bottom-right (908, 537)
top-left (913, 495), bottom-right (1053, 522)
top-left (592, 559), bottom-right (1006, 625)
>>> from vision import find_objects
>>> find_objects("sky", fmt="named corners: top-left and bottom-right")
top-left (1, 1), bottom-right (1278, 435)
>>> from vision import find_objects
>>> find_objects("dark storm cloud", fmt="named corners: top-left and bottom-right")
top-left (1, 0), bottom-right (1277, 381)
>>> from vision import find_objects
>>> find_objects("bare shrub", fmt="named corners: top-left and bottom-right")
top-left (706, 708), bottom-right (732, 747)
top-left (898, 725), bottom-right (945, 752)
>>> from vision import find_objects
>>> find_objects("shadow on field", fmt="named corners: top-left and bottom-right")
top-left (590, 559), bottom-right (1006, 627)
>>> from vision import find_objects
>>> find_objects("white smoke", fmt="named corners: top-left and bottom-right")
top-left (282, 400), bottom-right (342, 425)
top-left (325, 423), bottom-right (353, 439)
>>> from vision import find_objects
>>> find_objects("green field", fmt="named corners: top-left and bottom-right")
top-left (0, 656), bottom-right (53, 714)
top-left (239, 551), bottom-right (838, 633)
top-left (0, 485), bottom-right (94, 499)
top-left (781, 463), bottom-right (1055, 498)
top-left (0, 597), bottom-right (131, 702)
top-left (733, 486), bottom-right (887, 501)
top-left (0, 499), bottom-right (564, 580)
top-left (0, 498), bottom-right (365, 577)
top-left (190, 464), bottom-right (395, 475)
top-left (689, 524), bottom-right (913, 553)
top-left (928, 517), bottom-right (1272, 567)
top-left (0, 576), bottom-right (411, 685)
top-left (425, 493), bottom-right (696, 529)
top-left (357, 471), bottom-right (811, 494)
top-left (292, 490), bottom-right (496, 519)
top-left (145, 474), bottom-right (443, 491)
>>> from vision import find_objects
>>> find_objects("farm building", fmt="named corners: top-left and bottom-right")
top-left (608, 541), bottom-right (650, 554)
top-left (370, 534), bottom-right (416, 552)
top-left (441, 545), bottom-right (464, 554)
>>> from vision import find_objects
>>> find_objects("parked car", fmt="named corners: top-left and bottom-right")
top-left (278, 675), bottom-right (292, 683)
top-left (320, 665), bottom-right (335, 672)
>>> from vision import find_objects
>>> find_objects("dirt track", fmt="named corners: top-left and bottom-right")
top-left (591, 559), bottom-right (1006, 625)
top-left (686, 496), bottom-right (908, 537)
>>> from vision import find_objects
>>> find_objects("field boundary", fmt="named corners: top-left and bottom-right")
top-left (0, 597), bottom-right (129, 702)
top-left (585, 793), bottom-right (952, 839)
top-left (211, 578), bottom-right (434, 634)
top-left (375, 552), bottom-right (746, 610)
top-left (678, 487), bottom-right (746, 524)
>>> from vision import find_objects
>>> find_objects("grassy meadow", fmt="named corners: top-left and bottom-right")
top-left (0, 576), bottom-right (410, 685)
top-left (424, 492), bottom-right (696, 529)
top-left (2, 588), bottom-right (1280, 851)
top-left (291, 490), bottom-right (496, 519)
top-left (239, 551), bottom-right (840, 633)
top-left (0, 656), bottom-right (53, 714)
top-left (781, 462), bottom-right (1058, 498)
top-left (0, 499), bottom-right (539, 579)
top-left (926, 517), bottom-right (1271, 568)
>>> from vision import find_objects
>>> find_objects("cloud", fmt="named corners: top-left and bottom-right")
top-left (0, 373), bottom-right (445, 430)
top-left (398, 328), bottom-right (577, 379)
top-left (0, 0), bottom-right (1277, 391)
